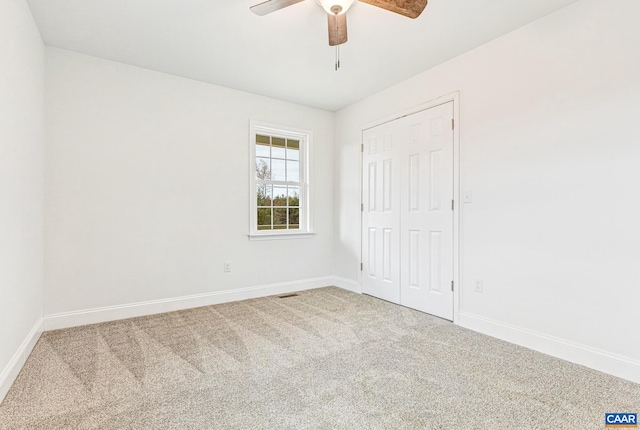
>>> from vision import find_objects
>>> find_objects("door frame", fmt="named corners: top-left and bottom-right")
top-left (359, 92), bottom-right (461, 324)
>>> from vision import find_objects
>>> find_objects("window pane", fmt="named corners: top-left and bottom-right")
top-left (289, 208), bottom-right (299, 229)
top-left (271, 158), bottom-right (286, 181)
top-left (256, 136), bottom-right (270, 158)
top-left (257, 185), bottom-right (272, 207)
top-left (272, 137), bottom-right (286, 159)
top-left (256, 158), bottom-right (271, 180)
top-left (288, 187), bottom-right (300, 206)
top-left (256, 144), bottom-right (270, 158)
top-left (257, 208), bottom-right (272, 230)
top-left (287, 139), bottom-right (300, 161)
top-left (287, 160), bottom-right (299, 182)
top-left (273, 208), bottom-right (287, 228)
top-left (256, 135), bottom-right (270, 145)
top-left (273, 187), bottom-right (287, 206)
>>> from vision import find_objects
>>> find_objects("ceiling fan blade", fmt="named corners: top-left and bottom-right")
top-left (328, 13), bottom-right (348, 46)
top-left (359, 0), bottom-right (428, 19)
top-left (250, 0), bottom-right (305, 16)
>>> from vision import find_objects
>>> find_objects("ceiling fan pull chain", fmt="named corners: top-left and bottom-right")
top-left (334, 11), bottom-right (340, 71)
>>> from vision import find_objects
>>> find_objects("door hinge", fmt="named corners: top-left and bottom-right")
top-left (451, 281), bottom-right (454, 291)
top-left (361, 203), bottom-right (364, 212)
top-left (360, 263), bottom-right (363, 271)
top-left (451, 118), bottom-right (454, 130)
top-left (361, 144), bottom-right (364, 153)
top-left (451, 200), bottom-right (454, 210)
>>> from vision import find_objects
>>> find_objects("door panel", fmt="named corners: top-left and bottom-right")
top-left (362, 129), bottom-right (401, 304)
top-left (400, 102), bottom-right (454, 319)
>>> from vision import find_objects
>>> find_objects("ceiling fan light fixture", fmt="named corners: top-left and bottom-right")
top-left (251, 0), bottom-right (429, 70)
top-left (317, 0), bottom-right (356, 15)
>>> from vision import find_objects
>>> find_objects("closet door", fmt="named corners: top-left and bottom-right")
top-left (399, 102), bottom-right (454, 320)
top-left (361, 123), bottom-right (401, 304)
top-left (362, 101), bottom-right (454, 320)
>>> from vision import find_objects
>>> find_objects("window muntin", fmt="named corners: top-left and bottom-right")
top-left (250, 122), bottom-right (311, 238)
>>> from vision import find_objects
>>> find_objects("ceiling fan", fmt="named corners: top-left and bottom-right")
top-left (250, 0), bottom-right (428, 69)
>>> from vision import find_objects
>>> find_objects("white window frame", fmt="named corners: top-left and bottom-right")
top-left (249, 120), bottom-right (313, 240)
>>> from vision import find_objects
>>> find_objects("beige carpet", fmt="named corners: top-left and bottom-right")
top-left (1, 287), bottom-right (639, 429)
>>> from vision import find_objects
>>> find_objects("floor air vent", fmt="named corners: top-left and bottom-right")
top-left (278, 293), bottom-right (299, 299)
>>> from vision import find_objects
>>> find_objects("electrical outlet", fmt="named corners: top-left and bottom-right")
top-left (463, 189), bottom-right (473, 203)
top-left (224, 261), bottom-right (231, 272)
top-left (474, 279), bottom-right (483, 293)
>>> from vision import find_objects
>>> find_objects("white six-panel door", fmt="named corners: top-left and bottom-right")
top-left (362, 102), bottom-right (454, 320)
top-left (361, 125), bottom-right (401, 304)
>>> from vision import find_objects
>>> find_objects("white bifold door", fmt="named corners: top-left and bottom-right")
top-left (362, 102), bottom-right (454, 320)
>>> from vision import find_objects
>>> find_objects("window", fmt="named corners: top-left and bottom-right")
top-left (249, 121), bottom-right (312, 239)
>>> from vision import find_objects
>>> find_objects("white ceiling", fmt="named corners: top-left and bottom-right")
top-left (27, 0), bottom-right (581, 111)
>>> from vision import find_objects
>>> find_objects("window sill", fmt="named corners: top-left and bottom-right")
top-left (248, 232), bottom-right (315, 241)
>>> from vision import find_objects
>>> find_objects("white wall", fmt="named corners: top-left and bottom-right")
top-left (0, 0), bottom-right (45, 400)
top-left (44, 48), bottom-right (335, 318)
top-left (334, 0), bottom-right (640, 381)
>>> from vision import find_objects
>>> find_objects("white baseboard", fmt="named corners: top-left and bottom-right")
top-left (0, 318), bottom-right (43, 404)
top-left (458, 311), bottom-right (640, 384)
top-left (44, 277), bottom-right (338, 331)
top-left (333, 277), bottom-right (361, 294)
